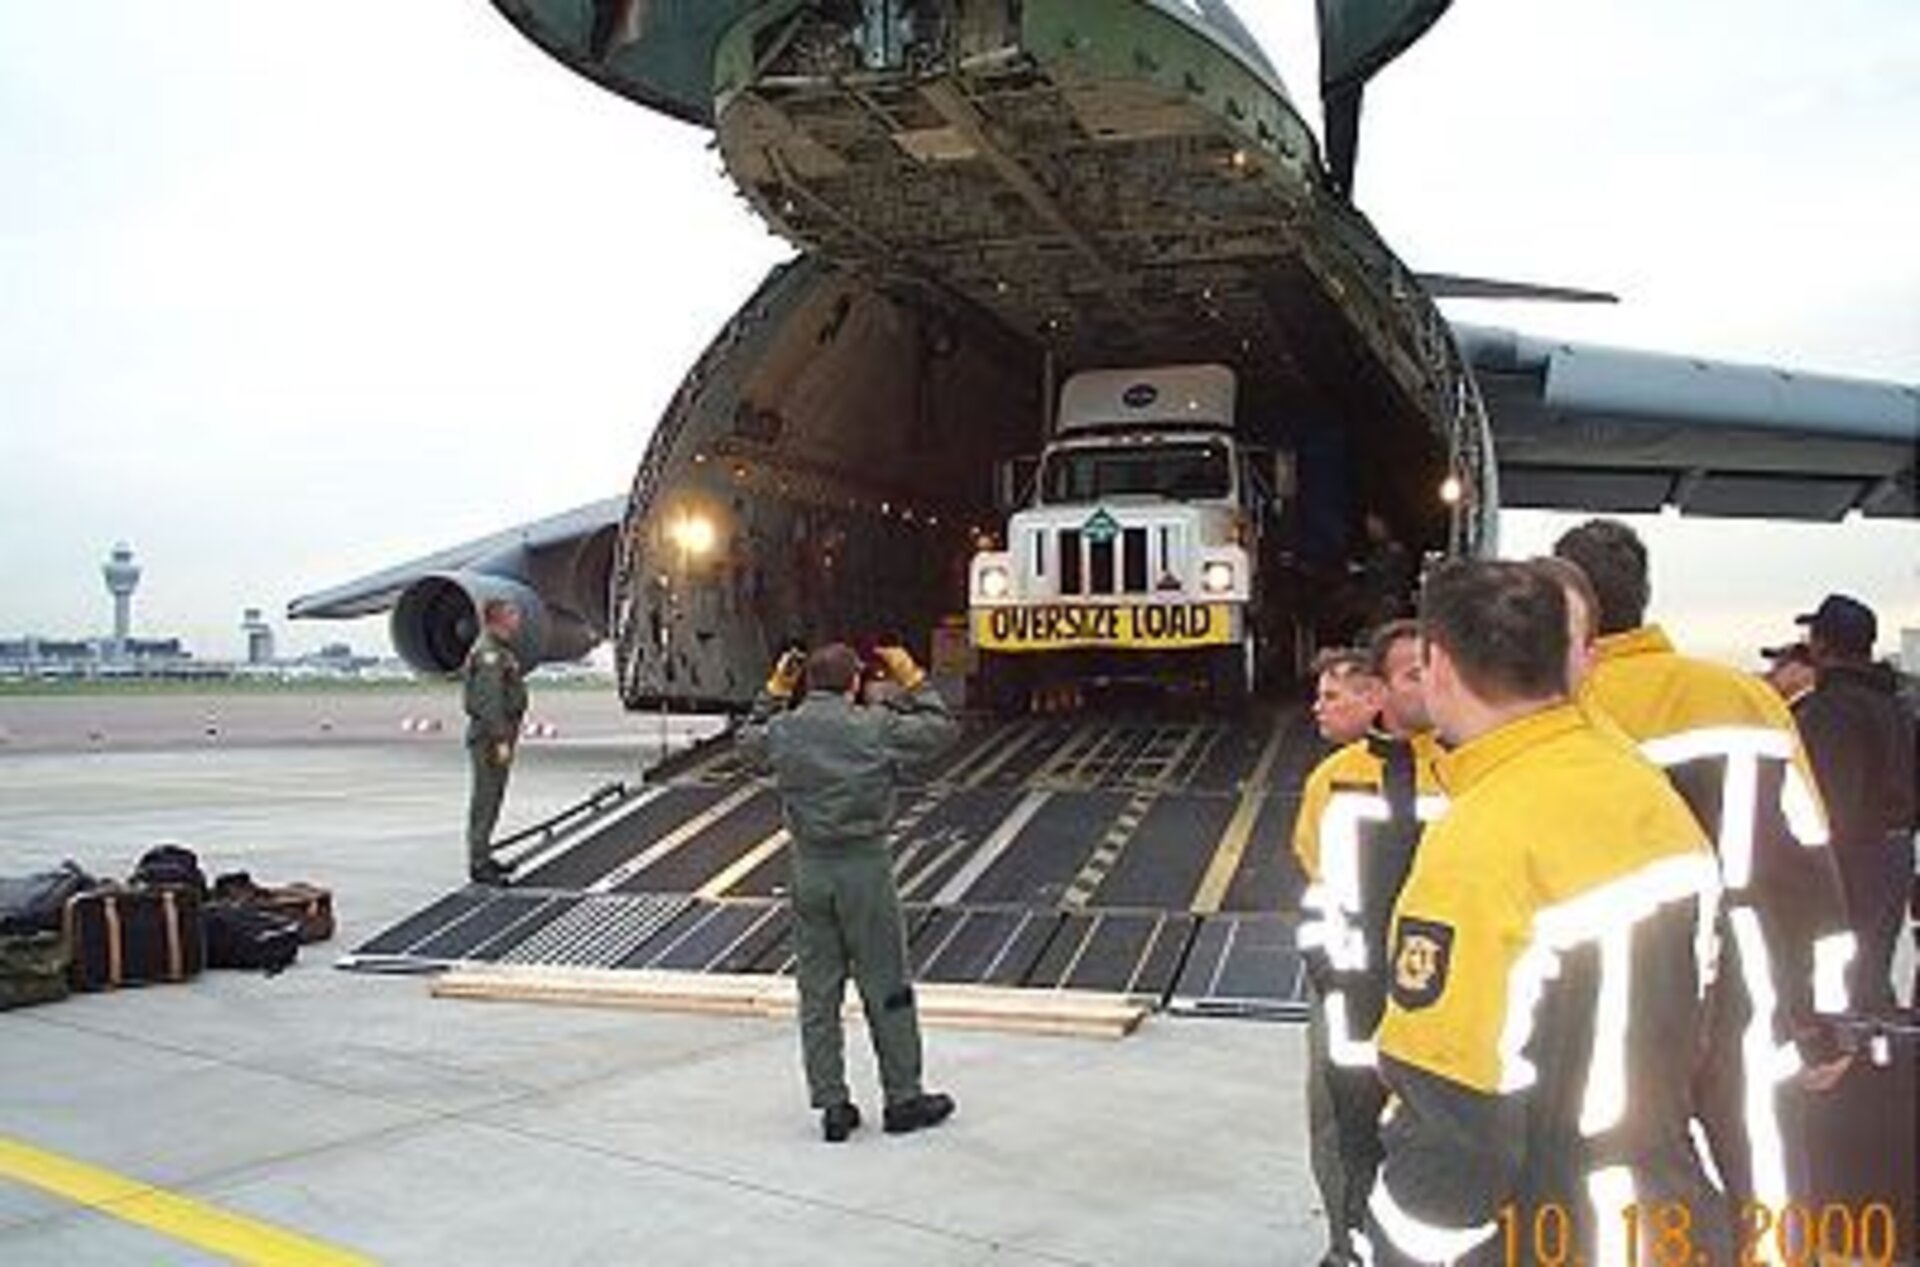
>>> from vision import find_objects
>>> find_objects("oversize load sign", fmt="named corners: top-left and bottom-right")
top-left (972, 603), bottom-right (1235, 652)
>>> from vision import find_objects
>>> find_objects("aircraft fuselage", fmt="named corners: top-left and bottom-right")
top-left (492, 0), bottom-right (1497, 709)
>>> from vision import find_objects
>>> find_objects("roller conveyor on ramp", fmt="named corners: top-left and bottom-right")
top-left (342, 708), bottom-right (1326, 1018)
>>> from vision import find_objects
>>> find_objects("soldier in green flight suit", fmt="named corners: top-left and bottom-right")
top-left (463, 599), bottom-right (527, 885)
top-left (738, 641), bottom-right (960, 1143)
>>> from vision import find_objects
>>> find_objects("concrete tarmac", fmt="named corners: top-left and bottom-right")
top-left (0, 697), bottom-right (1323, 1265)
top-left (0, 684), bottom-right (666, 755)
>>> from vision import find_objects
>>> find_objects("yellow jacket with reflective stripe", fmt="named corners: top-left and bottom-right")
top-left (1582, 625), bottom-right (1852, 1043)
top-left (1292, 729), bottom-right (1446, 883)
top-left (1367, 705), bottom-right (1726, 1266)
top-left (1583, 626), bottom-right (1824, 815)
top-left (1292, 730), bottom-right (1446, 1064)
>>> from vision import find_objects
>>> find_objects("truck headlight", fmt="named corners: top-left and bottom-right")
top-left (1201, 561), bottom-right (1235, 594)
top-left (978, 565), bottom-right (1011, 600)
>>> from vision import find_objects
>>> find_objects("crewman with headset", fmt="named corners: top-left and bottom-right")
top-left (738, 641), bottom-right (959, 1143)
top-left (1363, 560), bottom-right (1729, 1266)
top-left (1555, 520), bottom-right (1853, 1238)
top-left (1294, 620), bottom-right (1445, 1265)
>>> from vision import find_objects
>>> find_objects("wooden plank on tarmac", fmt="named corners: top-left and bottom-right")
top-left (431, 965), bottom-right (1152, 1039)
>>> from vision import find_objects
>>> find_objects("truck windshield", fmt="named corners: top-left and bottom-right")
top-left (1040, 442), bottom-right (1232, 503)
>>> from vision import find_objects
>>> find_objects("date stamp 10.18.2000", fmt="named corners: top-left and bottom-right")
top-left (1496, 1198), bottom-right (1903, 1267)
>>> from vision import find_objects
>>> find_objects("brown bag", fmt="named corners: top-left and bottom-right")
top-left (212, 873), bottom-right (334, 944)
top-left (64, 887), bottom-right (204, 991)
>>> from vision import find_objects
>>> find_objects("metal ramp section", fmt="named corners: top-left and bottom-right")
top-left (345, 707), bottom-right (1321, 1015)
top-left (339, 888), bottom-right (1305, 1015)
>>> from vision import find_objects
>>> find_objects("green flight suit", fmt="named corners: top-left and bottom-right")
top-left (462, 630), bottom-right (528, 867)
top-left (738, 681), bottom-right (959, 1109)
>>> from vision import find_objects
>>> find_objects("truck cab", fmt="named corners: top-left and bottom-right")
top-left (968, 365), bottom-right (1270, 707)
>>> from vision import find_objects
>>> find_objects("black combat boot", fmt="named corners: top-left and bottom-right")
top-left (882, 1091), bottom-right (955, 1135)
top-left (820, 1102), bottom-right (862, 1143)
top-left (469, 858), bottom-right (512, 886)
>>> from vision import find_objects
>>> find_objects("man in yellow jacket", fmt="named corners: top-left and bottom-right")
top-left (1295, 620), bottom-right (1445, 1264)
top-left (1555, 520), bottom-right (1853, 1231)
top-left (1364, 560), bottom-right (1728, 1266)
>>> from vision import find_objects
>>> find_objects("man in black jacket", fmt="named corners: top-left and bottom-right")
top-left (1793, 594), bottom-right (1918, 1014)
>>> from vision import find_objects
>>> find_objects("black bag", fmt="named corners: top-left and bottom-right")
top-left (0, 862), bottom-right (96, 934)
top-left (64, 886), bottom-right (205, 990)
top-left (204, 903), bottom-right (301, 975)
top-left (132, 844), bottom-right (207, 899)
top-left (0, 931), bottom-right (71, 1010)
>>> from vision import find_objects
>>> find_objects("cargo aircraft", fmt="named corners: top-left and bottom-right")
top-left (291, 0), bottom-right (1919, 708)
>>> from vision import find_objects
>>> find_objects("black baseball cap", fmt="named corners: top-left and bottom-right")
top-left (1759, 641), bottom-right (1812, 665)
top-left (1795, 594), bottom-right (1877, 655)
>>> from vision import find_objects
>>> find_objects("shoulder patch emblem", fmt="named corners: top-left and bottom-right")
top-left (1390, 917), bottom-right (1454, 1011)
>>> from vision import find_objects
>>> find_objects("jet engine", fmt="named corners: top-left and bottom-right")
top-left (389, 531), bottom-right (614, 675)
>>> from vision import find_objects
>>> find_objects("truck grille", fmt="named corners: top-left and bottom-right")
top-left (1056, 527), bottom-right (1152, 597)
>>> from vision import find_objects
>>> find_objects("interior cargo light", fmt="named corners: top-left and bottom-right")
top-left (979, 565), bottom-right (1011, 600)
top-left (1202, 561), bottom-right (1235, 594)
top-left (1439, 474), bottom-right (1464, 506)
top-left (668, 513), bottom-right (717, 557)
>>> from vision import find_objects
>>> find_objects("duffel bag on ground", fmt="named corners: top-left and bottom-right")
top-left (0, 862), bottom-right (97, 934)
top-left (0, 931), bottom-right (71, 1011)
top-left (211, 872), bottom-right (334, 943)
top-left (132, 844), bottom-right (208, 899)
top-left (63, 886), bottom-right (205, 991)
top-left (204, 903), bottom-right (301, 976)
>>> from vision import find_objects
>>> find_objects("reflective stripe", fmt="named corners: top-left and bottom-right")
top-left (1298, 883), bottom-right (1367, 969)
top-left (1690, 1119), bottom-right (1725, 1192)
top-left (1639, 726), bottom-right (1806, 890)
top-left (1579, 925), bottom-right (1632, 1137)
top-left (1587, 1165), bottom-right (1637, 1267)
top-left (1812, 933), bottom-right (1855, 1015)
top-left (1728, 908), bottom-right (1792, 1265)
top-left (1304, 791), bottom-right (1449, 974)
top-left (1719, 745), bottom-right (1760, 889)
top-left (1694, 879), bottom-right (1723, 1000)
top-left (1325, 990), bottom-right (1379, 1069)
top-left (1779, 764), bottom-right (1829, 847)
top-left (1497, 939), bottom-right (1556, 1094)
top-left (1307, 792), bottom-right (1387, 974)
top-left (1322, 792), bottom-right (1388, 906)
top-left (1640, 725), bottom-right (1793, 768)
top-left (1498, 853), bottom-right (1721, 1093)
top-left (1368, 1176), bottom-right (1496, 1264)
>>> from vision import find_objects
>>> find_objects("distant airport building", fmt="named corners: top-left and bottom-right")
top-left (0, 635), bottom-right (190, 679)
top-left (1903, 627), bottom-right (1919, 674)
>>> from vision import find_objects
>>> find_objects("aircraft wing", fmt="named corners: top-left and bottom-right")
top-left (288, 497), bottom-right (625, 620)
top-left (1454, 325), bottom-right (1920, 521)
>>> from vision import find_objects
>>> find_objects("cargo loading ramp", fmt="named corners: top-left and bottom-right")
top-left (341, 710), bottom-right (1322, 1019)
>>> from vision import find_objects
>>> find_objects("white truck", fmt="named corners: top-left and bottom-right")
top-left (968, 364), bottom-right (1276, 707)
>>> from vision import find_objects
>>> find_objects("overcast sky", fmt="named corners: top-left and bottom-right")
top-left (1, 0), bottom-right (1915, 666)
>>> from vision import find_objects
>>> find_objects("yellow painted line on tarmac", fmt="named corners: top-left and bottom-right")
top-left (0, 1135), bottom-right (373, 1266)
top-left (1188, 718), bottom-right (1290, 914)
top-left (696, 829), bottom-right (790, 900)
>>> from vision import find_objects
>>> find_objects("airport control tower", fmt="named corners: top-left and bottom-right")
top-left (101, 541), bottom-right (140, 658)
